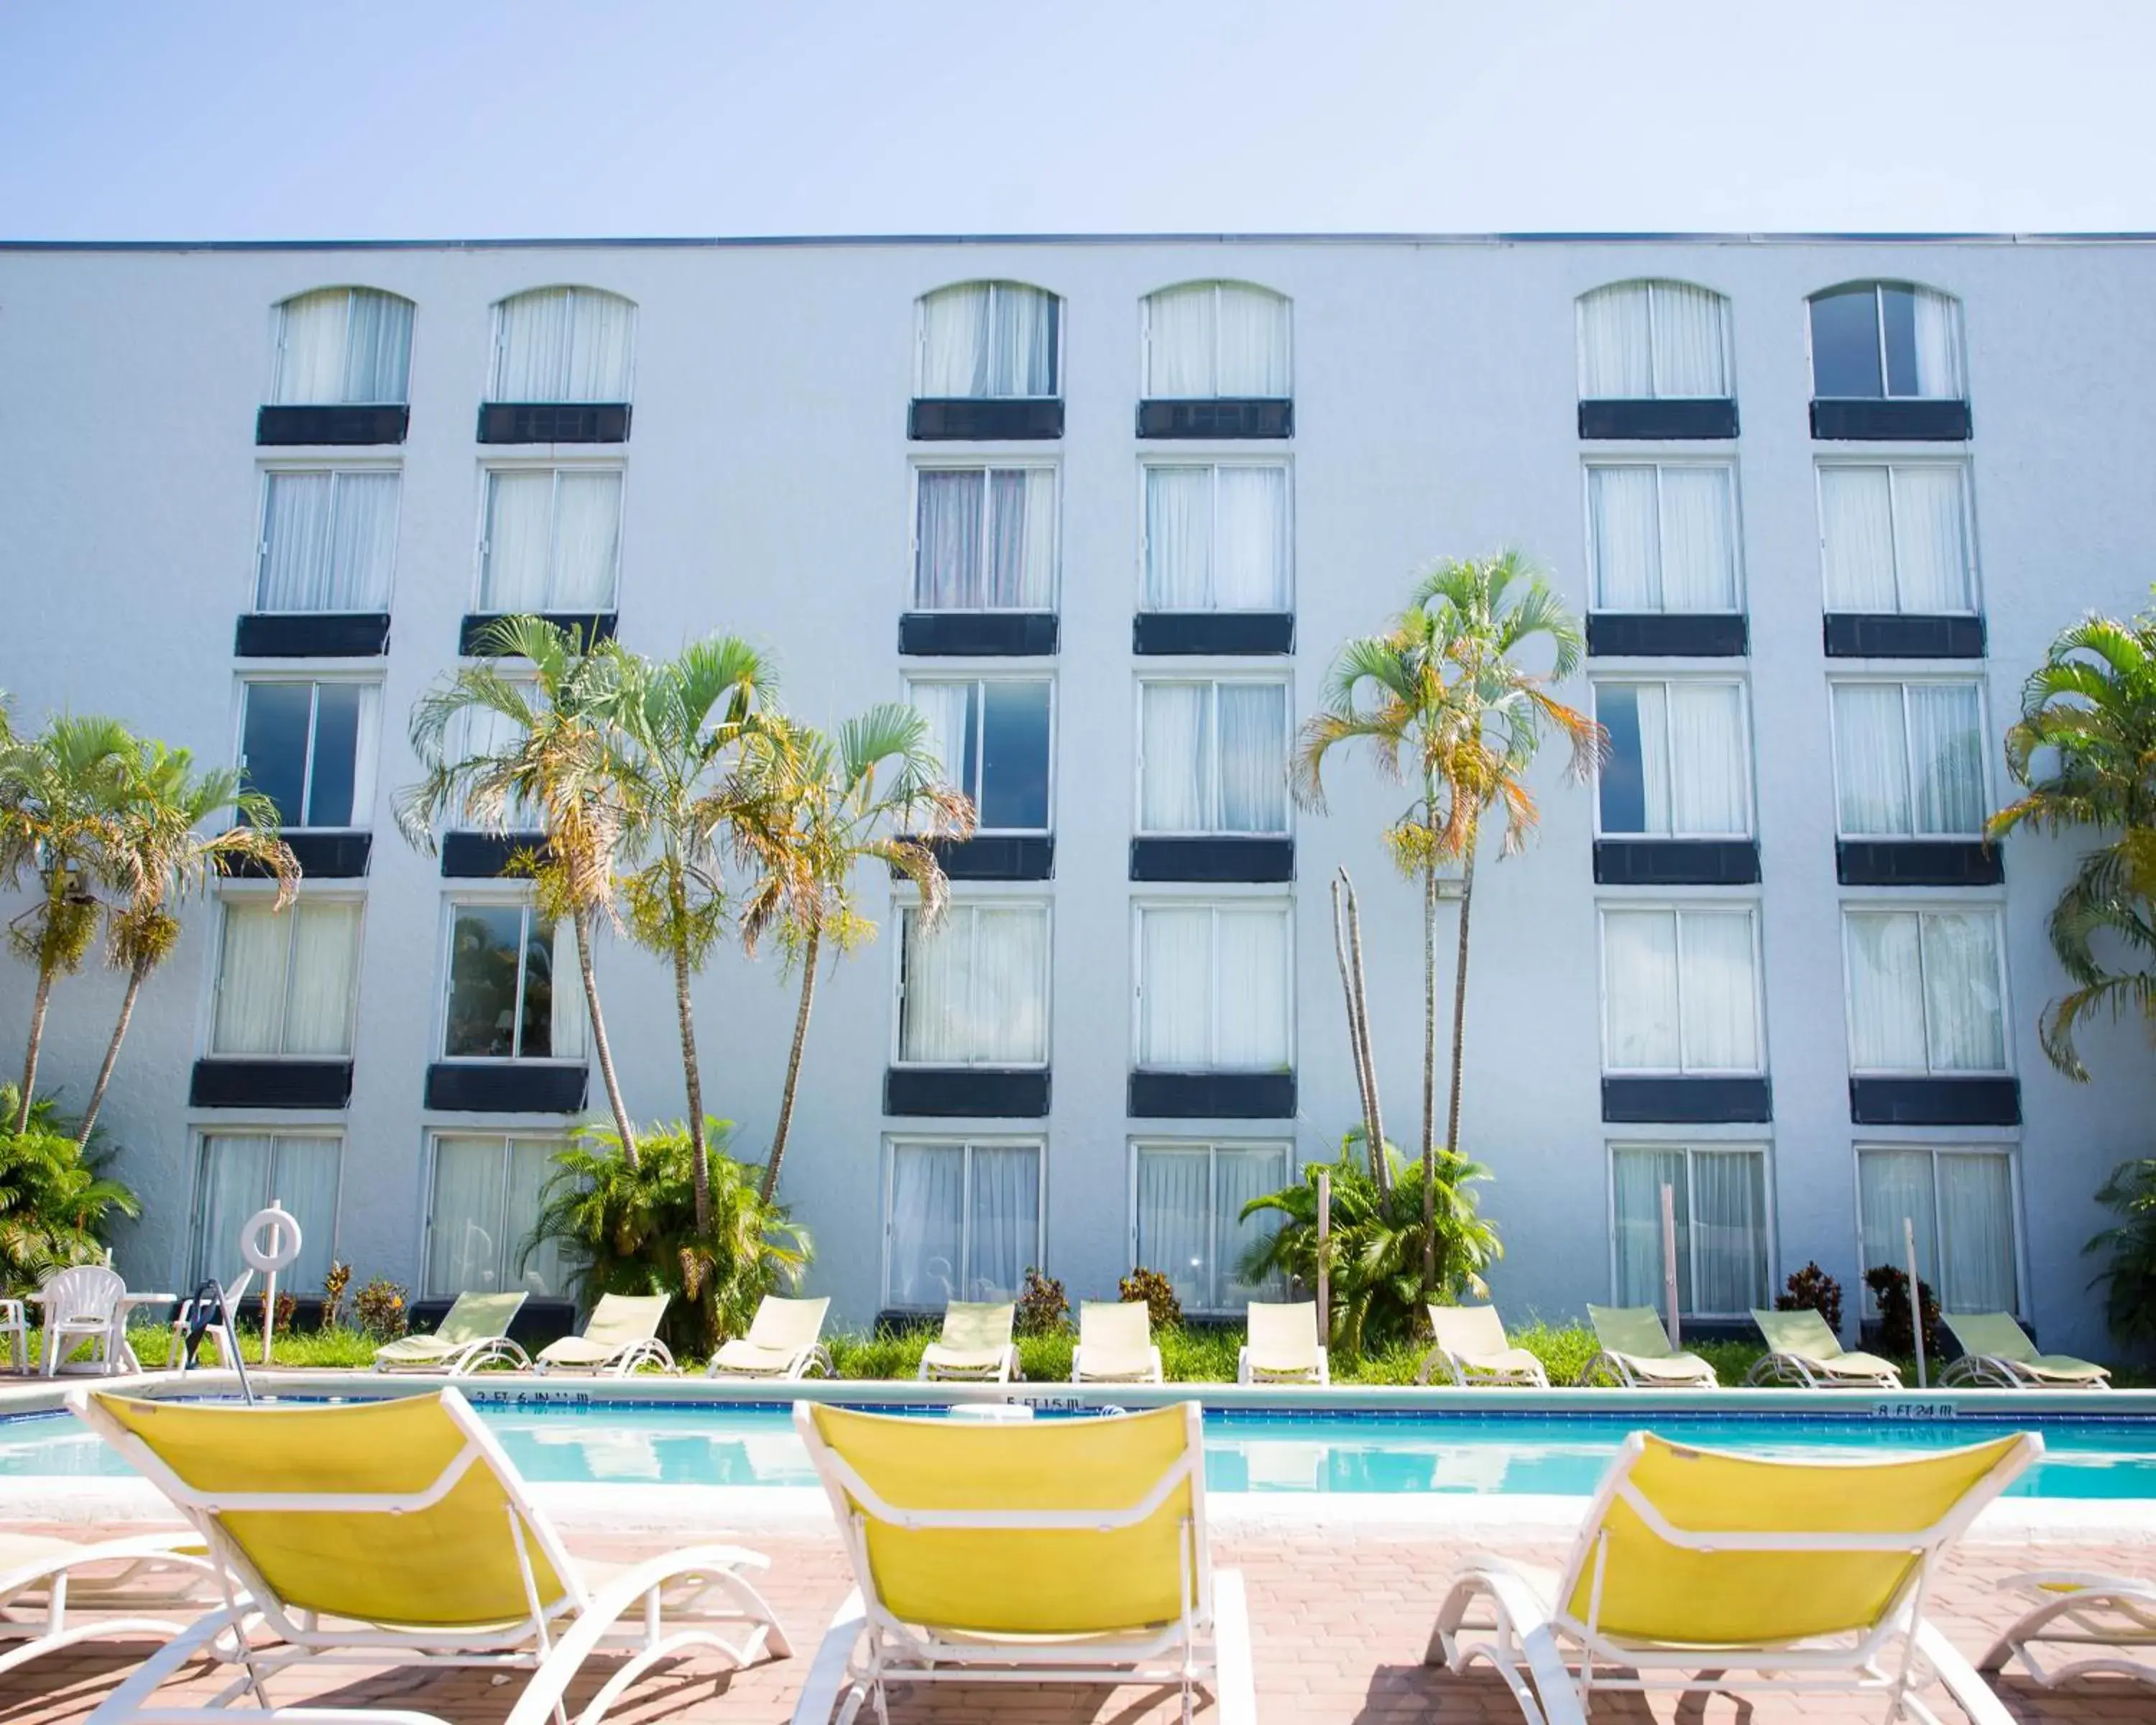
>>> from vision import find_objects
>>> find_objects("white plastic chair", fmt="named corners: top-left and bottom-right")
top-left (38, 1266), bottom-right (126, 1377)
top-left (0, 1300), bottom-right (27, 1373)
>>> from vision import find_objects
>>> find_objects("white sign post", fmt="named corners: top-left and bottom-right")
top-left (1662, 1182), bottom-right (1682, 1348)
top-left (1904, 1215), bottom-right (1928, 1390)
top-left (239, 1202), bottom-right (303, 1367)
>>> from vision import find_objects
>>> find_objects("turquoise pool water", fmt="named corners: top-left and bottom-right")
top-left (4, 1402), bottom-right (2152, 1497)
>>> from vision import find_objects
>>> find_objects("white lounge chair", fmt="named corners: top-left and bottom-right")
top-left (708, 1295), bottom-right (833, 1381)
top-left (917, 1300), bottom-right (1019, 1382)
top-left (1071, 1300), bottom-right (1164, 1384)
top-left (1745, 1307), bottom-right (1903, 1389)
top-left (1939, 1311), bottom-right (2111, 1389)
top-left (1237, 1300), bottom-right (1328, 1385)
top-left (372, 1290), bottom-right (530, 1375)
top-left (37, 1265), bottom-right (127, 1376)
top-left (534, 1292), bottom-right (677, 1376)
top-left (1580, 1304), bottom-right (1718, 1388)
top-left (0, 1527), bottom-right (216, 1678)
top-left (1981, 1571), bottom-right (2156, 1688)
top-left (1416, 1305), bottom-right (1550, 1387)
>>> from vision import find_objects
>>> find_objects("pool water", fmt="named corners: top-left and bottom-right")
top-left (4, 1403), bottom-right (2154, 1498)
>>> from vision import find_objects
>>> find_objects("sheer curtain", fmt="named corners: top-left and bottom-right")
top-left (1907, 683), bottom-right (1984, 833)
top-left (915, 469), bottom-right (983, 608)
top-left (194, 1136), bottom-right (272, 1282)
top-left (1144, 467), bottom-right (1212, 610)
top-left (505, 1138), bottom-right (568, 1294)
top-left (1136, 1149), bottom-right (1211, 1309)
top-left (1649, 283), bottom-right (1731, 397)
top-left (1602, 910), bottom-right (1680, 1070)
top-left (480, 472), bottom-right (554, 612)
top-left (1588, 466), bottom-right (1659, 609)
top-left (1217, 684), bottom-right (1288, 833)
top-left (493, 288), bottom-right (635, 400)
top-left (548, 918), bottom-right (589, 1060)
top-left (1140, 908), bottom-right (1212, 1066)
top-left (1215, 287), bottom-right (1291, 396)
top-left (1911, 289), bottom-right (1964, 399)
top-left (987, 468), bottom-right (1056, 607)
top-left (1214, 466), bottom-right (1289, 609)
top-left (1858, 1149), bottom-right (1937, 1291)
top-left (270, 1136), bottom-right (341, 1291)
top-left (1215, 908), bottom-right (1289, 1068)
top-left (900, 908), bottom-right (962, 1062)
top-left (1658, 466), bottom-right (1738, 611)
top-left (910, 681), bottom-right (976, 796)
top-left (1820, 467), bottom-right (1900, 612)
top-left (888, 1144), bottom-right (964, 1306)
top-left (1577, 285), bottom-right (1654, 397)
top-left (966, 1146), bottom-right (1038, 1300)
top-left (1832, 684), bottom-right (1913, 834)
top-left (975, 908), bottom-right (1048, 1064)
top-left (1937, 1153), bottom-right (2016, 1310)
top-left (915, 469), bottom-right (1053, 609)
top-left (212, 903), bottom-right (290, 1055)
top-left (1667, 682), bottom-right (1748, 834)
top-left (1216, 1146), bottom-right (1289, 1302)
top-left (1892, 466), bottom-right (1972, 612)
top-left (344, 684), bottom-right (381, 832)
top-left (1680, 911), bottom-right (1759, 1072)
top-left (1145, 285), bottom-right (1215, 396)
top-left (1690, 1151), bottom-right (1766, 1313)
top-left (275, 289), bottom-right (413, 405)
top-left (1139, 684), bottom-right (1210, 832)
top-left (428, 1138), bottom-right (507, 1297)
top-left (1845, 912), bottom-right (1929, 1071)
top-left (1922, 911), bottom-right (2004, 1072)
top-left (258, 469), bottom-right (400, 612)
top-left (918, 287), bottom-right (985, 395)
top-left (550, 471), bottom-right (622, 609)
top-left (282, 901), bottom-right (361, 1056)
top-left (1613, 1148), bottom-right (1689, 1309)
top-left (919, 284), bottom-right (1056, 397)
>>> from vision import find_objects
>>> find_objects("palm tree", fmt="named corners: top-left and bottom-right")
top-left (77, 740), bottom-right (300, 1149)
top-left (1296, 551), bottom-right (1596, 1292)
top-left (613, 635), bottom-right (779, 1230)
top-left (0, 1085), bottom-right (141, 1287)
top-left (726, 707), bottom-right (973, 1205)
top-left (1989, 606), bottom-right (2156, 1078)
top-left (0, 715), bottom-right (136, 1132)
top-left (397, 617), bottom-right (642, 1163)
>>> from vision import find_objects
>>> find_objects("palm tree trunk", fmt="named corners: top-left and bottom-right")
top-left (75, 957), bottom-right (149, 1149)
top-left (668, 868), bottom-right (710, 1232)
top-left (1330, 873), bottom-right (1383, 1188)
top-left (1420, 860), bottom-right (1437, 1294)
top-left (573, 906), bottom-right (638, 1168)
top-left (760, 924), bottom-right (820, 1206)
top-left (14, 967), bottom-right (54, 1133)
top-left (1345, 872), bottom-right (1386, 1192)
top-left (1439, 819), bottom-right (1480, 1296)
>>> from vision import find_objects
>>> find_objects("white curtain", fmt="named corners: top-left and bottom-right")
top-left (275, 289), bottom-right (412, 405)
top-left (966, 1146), bottom-right (1038, 1300)
top-left (257, 471), bottom-right (398, 612)
top-left (1658, 466), bottom-right (1738, 611)
top-left (918, 286), bottom-right (987, 395)
top-left (1922, 911), bottom-right (2005, 1072)
top-left (427, 1138), bottom-right (507, 1298)
top-left (910, 681), bottom-right (975, 796)
top-left (1214, 466), bottom-right (1290, 609)
top-left (1613, 1148), bottom-right (1689, 1310)
top-left (270, 1135), bottom-right (341, 1292)
top-left (212, 902), bottom-right (290, 1055)
top-left (1832, 684), bottom-right (1913, 834)
top-left (505, 1138), bottom-right (568, 1295)
top-left (1845, 911), bottom-right (1929, 1072)
top-left (548, 916), bottom-right (589, 1061)
top-left (888, 1144), bottom-right (964, 1306)
top-left (1911, 289), bottom-right (1963, 399)
top-left (344, 684), bottom-right (380, 832)
top-left (1649, 282), bottom-right (1731, 397)
top-left (194, 1136), bottom-right (272, 1283)
top-left (1578, 284), bottom-right (1654, 397)
top-left (481, 471), bottom-right (620, 611)
top-left (1680, 911), bottom-right (1759, 1072)
top-left (901, 908), bottom-right (1046, 1064)
top-left (915, 469), bottom-right (1053, 609)
top-left (1820, 466), bottom-right (1900, 612)
top-left (1858, 1149), bottom-right (1937, 1289)
top-left (1144, 466), bottom-right (1212, 610)
top-left (1602, 910), bottom-right (1680, 1070)
top-left (1139, 684), bottom-right (1210, 832)
top-left (479, 472), bottom-right (554, 612)
top-left (1139, 908), bottom-right (1212, 1067)
top-left (919, 283), bottom-right (1056, 397)
top-left (551, 471), bottom-right (623, 609)
top-left (493, 288), bottom-right (635, 400)
top-left (282, 901), bottom-right (361, 1056)
top-left (1937, 1153), bottom-right (2017, 1310)
top-left (1215, 908), bottom-right (1289, 1069)
top-left (1146, 284), bottom-right (1215, 396)
top-left (1216, 287), bottom-right (1291, 396)
top-left (1690, 1150), bottom-right (1766, 1313)
top-left (1217, 684), bottom-right (1288, 833)
top-left (1892, 466), bottom-right (1973, 613)
top-left (987, 468), bottom-right (1056, 607)
top-left (915, 469), bottom-right (983, 609)
top-left (1666, 682), bottom-right (1748, 835)
top-left (1588, 465), bottom-right (1659, 609)
top-left (1136, 1149), bottom-right (1211, 1309)
top-left (1216, 1146), bottom-right (1288, 1302)
top-left (1907, 683), bottom-right (1984, 834)
top-left (900, 908), bottom-right (962, 1063)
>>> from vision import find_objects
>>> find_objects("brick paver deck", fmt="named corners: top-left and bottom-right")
top-left (4, 1519), bottom-right (2151, 1722)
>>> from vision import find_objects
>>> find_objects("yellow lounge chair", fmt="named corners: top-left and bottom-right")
top-left (1071, 1300), bottom-right (1164, 1384)
top-left (1237, 1300), bottom-right (1328, 1385)
top-left (534, 1292), bottom-right (676, 1376)
top-left (790, 1399), bottom-right (1253, 1724)
top-left (0, 1528), bottom-right (216, 1678)
top-left (1429, 1427), bottom-right (2040, 1725)
top-left (1746, 1307), bottom-right (1903, 1389)
top-left (372, 1290), bottom-right (530, 1375)
top-left (916, 1300), bottom-right (1019, 1382)
top-left (1981, 1570), bottom-right (2156, 1688)
top-left (1416, 1305), bottom-right (1550, 1388)
top-left (70, 1385), bottom-right (788, 1725)
top-left (706, 1295), bottom-right (832, 1381)
top-left (1580, 1305), bottom-right (1718, 1388)
top-left (1939, 1311), bottom-right (2111, 1389)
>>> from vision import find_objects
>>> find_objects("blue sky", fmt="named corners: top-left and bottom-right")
top-left (3, 2), bottom-right (2149, 239)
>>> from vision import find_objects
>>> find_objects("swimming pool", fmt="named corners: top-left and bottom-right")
top-left (4, 1400), bottom-right (2153, 1499)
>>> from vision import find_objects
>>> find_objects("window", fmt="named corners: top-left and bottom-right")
top-left (192, 1133), bottom-right (341, 1289)
top-left (1143, 463), bottom-right (1291, 612)
top-left (1138, 680), bottom-right (1289, 834)
top-left (917, 282), bottom-right (1059, 398)
top-left (1856, 1146), bottom-right (2018, 1313)
top-left (1600, 906), bottom-right (1762, 1075)
top-left (210, 898), bottom-right (363, 1057)
top-left (1585, 462), bottom-right (1739, 612)
top-left (238, 680), bottom-right (379, 830)
top-left (272, 288), bottom-right (413, 406)
top-left (254, 469), bottom-right (400, 613)
top-left (1843, 908), bottom-right (2007, 1075)
top-left (1142, 283), bottom-right (1291, 397)
top-left (478, 468), bottom-right (622, 612)
top-left (908, 678), bottom-right (1051, 832)
top-left (1809, 283), bottom-right (1964, 400)
top-left (1594, 680), bottom-right (1751, 838)
top-left (912, 465), bottom-right (1056, 610)
top-left (1133, 1141), bottom-right (1288, 1313)
top-left (1611, 1144), bottom-right (1769, 1315)
top-left (1818, 463), bottom-right (1975, 615)
top-left (489, 287), bottom-right (635, 402)
top-left (442, 902), bottom-right (588, 1061)
top-left (1577, 282), bottom-right (1732, 399)
top-left (1831, 681), bottom-right (1986, 837)
top-left (1135, 903), bottom-right (1291, 1070)
top-left (898, 903), bottom-right (1049, 1066)
top-left (425, 1133), bottom-right (571, 1300)
top-left (885, 1139), bottom-right (1041, 1308)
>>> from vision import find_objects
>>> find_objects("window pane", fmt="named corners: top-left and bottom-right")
top-left (506, 1138), bottom-right (570, 1296)
top-left (1858, 1149), bottom-right (1938, 1300)
top-left (1909, 289), bottom-right (1963, 398)
top-left (888, 1144), bottom-right (964, 1307)
top-left (1667, 683), bottom-right (1748, 835)
top-left (1810, 288), bottom-right (1884, 398)
top-left (1678, 911), bottom-right (1759, 1073)
top-left (1136, 1149), bottom-right (1212, 1310)
top-left (1215, 286), bottom-right (1291, 397)
top-left (1587, 466), bottom-right (1659, 610)
top-left (1596, 685), bottom-right (1649, 834)
top-left (979, 681), bottom-right (1051, 831)
top-left (1140, 908), bottom-right (1213, 1067)
top-left (1215, 908), bottom-right (1290, 1069)
top-left (304, 683), bottom-right (363, 827)
top-left (1922, 912), bottom-right (2005, 1072)
top-left (1215, 1146), bottom-right (1289, 1305)
top-left (1657, 466), bottom-right (1738, 612)
top-left (194, 1135), bottom-right (272, 1282)
top-left (480, 472), bottom-right (554, 613)
top-left (910, 681), bottom-right (978, 800)
top-left (519, 913), bottom-right (561, 1060)
top-left (445, 905), bottom-right (527, 1057)
top-left (1144, 467), bottom-right (1213, 610)
top-left (1649, 283), bottom-right (1729, 397)
top-left (921, 283), bottom-right (1056, 397)
top-left (270, 1136), bottom-right (341, 1292)
top-left (1578, 284), bottom-right (1654, 397)
top-left (1602, 911), bottom-right (1680, 1070)
top-left (898, 908), bottom-right (964, 1063)
top-left (495, 288), bottom-right (633, 402)
top-left (972, 908), bottom-right (1049, 1064)
top-left (324, 472), bottom-right (399, 612)
top-left (1820, 467), bottom-right (1899, 612)
top-left (985, 469), bottom-right (1055, 608)
top-left (275, 290), bottom-right (354, 406)
top-left (239, 683), bottom-right (313, 828)
top-left (428, 1138), bottom-right (508, 1298)
top-left (1832, 684), bottom-right (1913, 834)
top-left (1613, 1148), bottom-right (1690, 1310)
top-left (282, 901), bottom-right (361, 1057)
top-left (1690, 1151), bottom-right (1766, 1314)
top-left (1213, 466), bottom-right (1289, 610)
top-left (1845, 912), bottom-right (1928, 1072)
top-left (1217, 683), bottom-right (1288, 833)
top-left (1891, 466), bottom-right (1972, 613)
top-left (1907, 684), bottom-right (1984, 834)
top-left (1937, 1153), bottom-right (2017, 1312)
top-left (915, 469), bottom-right (985, 610)
top-left (549, 471), bottom-right (622, 610)
top-left (1139, 684), bottom-right (1211, 832)
top-left (1146, 285), bottom-right (1216, 396)
top-left (212, 903), bottom-right (291, 1056)
top-left (965, 1146), bottom-right (1038, 1302)
top-left (341, 290), bottom-right (413, 404)
top-left (257, 473), bottom-right (334, 612)
top-left (1880, 285), bottom-right (1922, 398)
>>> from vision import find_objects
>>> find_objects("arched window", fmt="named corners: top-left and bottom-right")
top-left (917, 282), bottom-right (1060, 399)
top-left (489, 286), bottom-right (637, 402)
top-left (1142, 282), bottom-right (1291, 398)
top-left (272, 288), bottom-right (413, 405)
top-left (1577, 280), bottom-right (1732, 400)
top-left (1808, 282), bottom-right (1963, 400)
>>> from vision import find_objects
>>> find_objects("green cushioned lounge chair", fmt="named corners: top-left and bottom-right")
top-left (372, 1291), bottom-right (529, 1375)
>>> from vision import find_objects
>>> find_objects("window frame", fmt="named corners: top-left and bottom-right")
top-left (1805, 282), bottom-right (1966, 403)
top-left (1137, 456), bottom-right (1296, 615)
top-left (1130, 897), bottom-right (1296, 1072)
top-left (486, 285), bottom-right (638, 404)
top-left (880, 1134), bottom-right (1047, 1311)
top-left (903, 673), bottom-right (1056, 836)
top-left (252, 463), bottom-right (404, 615)
top-left (419, 1129), bottom-right (570, 1302)
top-left (906, 456), bottom-right (1061, 615)
top-left (1581, 458), bottom-right (1745, 617)
top-left (1813, 457), bottom-right (1980, 617)
top-left (1133, 674), bottom-right (1293, 837)
top-left (1139, 281), bottom-right (1294, 400)
top-left (1850, 1141), bottom-right (2025, 1317)
top-left (1605, 1140), bottom-right (1774, 1319)
top-left (1827, 675), bottom-right (1991, 840)
top-left (913, 282), bottom-right (1064, 401)
top-left (891, 898), bottom-right (1054, 1069)
top-left (1128, 1137), bottom-right (1294, 1315)
top-left (1589, 673), bottom-right (1755, 840)
top-left (474, 461), bottom-right (627, 615)
top-left (270, 287), bottom-right (415, 408)
top-left (1597, 902), bottom-right (1767, 1077)
top-left (1840, 903), bottom-right (2014, 1078)
top-left (1575, 280), bottom-right (1735, 401)
top-left (436, 894), bottom-right (581, 1065)
top-left (203, 889), bottom-right (366, 1061)
top-left (188, 1128), bottom-right (346, 1289)
top-left (232, 672), bottom-right (381, 833)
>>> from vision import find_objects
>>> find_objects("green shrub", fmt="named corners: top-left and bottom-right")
top-left (0, 1086), bottom-right (139, 1292)
top-left (1864, 1264), bottom-right (1941, 1358)
top-left (1776, 1261), bottom-right (1844, 1333)
top-left (1118, 1267), bottom-right (1181, 1330)
top-left (1015, 1267), bottom-right (1069, 1335)
top-left (353, 1277), bottom-right (408, 1340)
top-left (2088, 1158), bottom-right (2156, 1346)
